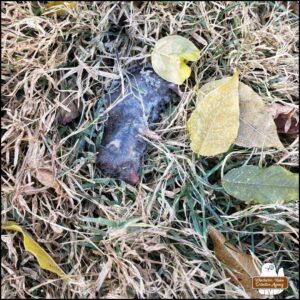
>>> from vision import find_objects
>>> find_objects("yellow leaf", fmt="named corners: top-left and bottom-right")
top-left (237, 83), bottom-right (284, 148)
top-left (187, 70), bottom-right (239, 156)
top-left (43, 1), bottom-right (77, 16)
top-left (151, 35), bottom-right (201, 85)
top-left (1, 221), bottom-right (68, 282)
top-left (197, 78), bottom-right (284, 149)
top-left (208, 226), bottom-right (263, 299)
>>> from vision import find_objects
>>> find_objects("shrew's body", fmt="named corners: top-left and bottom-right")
top-left (96, 66), bottom-right (177, 185)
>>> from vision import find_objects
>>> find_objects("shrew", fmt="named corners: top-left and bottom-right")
top-left (96, 65), bottom-right (179, 185)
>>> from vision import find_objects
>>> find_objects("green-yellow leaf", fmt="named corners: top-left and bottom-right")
top-left (197, 78), bottom-right (283, 149)
top-left (223, 165), bottom-right (299, 203)
top-left (151, 35), bottom-right (200, 85)
top-left (187, 70), bottom-right (239, 156)
top-left (1, 221), bottom-right (68, 282)
top-left (43, 1), bottom-right (77, 15)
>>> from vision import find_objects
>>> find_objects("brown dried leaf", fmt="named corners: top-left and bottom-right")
top-left (267, 103), bottom-right (299, 135)
top-left (208, 226), bottom-right (263, 299)
top-left (35, 168), bottom-right (61, 195)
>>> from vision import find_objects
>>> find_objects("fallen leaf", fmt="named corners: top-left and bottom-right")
top-left (43, 1), bottom-right (77, 15)
top-left (35, 168), bottom-right (61, 195)
top-left (267, 103), bottom-right (299, 135)
top-left (208, 226), bottom-right (263, 299)
top-left (1, 221), bottom-right (68, 282)
top-left (151, 35), bottom-right (200, 85)
top-left (267, 103), bottom-right (296, 119)
top-left (197, 78), bottom-right (283, 149)
top-left (237, 83), bottom-right (284, 148)
top-left (187, 70), bottom-right (239, 156)
top-left (223, 165), bottom-right (299, 204)
top-left (276, 113), bottom-right (298, 135)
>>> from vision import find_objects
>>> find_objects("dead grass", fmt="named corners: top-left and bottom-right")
top-left (1, 1), bottom-right (299, 299)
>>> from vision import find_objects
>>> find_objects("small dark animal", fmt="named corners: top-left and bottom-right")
top-left (96, 65), bottom-right (178, 185)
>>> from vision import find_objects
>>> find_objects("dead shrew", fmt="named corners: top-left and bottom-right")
top-left (96, 66), bottom-right (179, 185)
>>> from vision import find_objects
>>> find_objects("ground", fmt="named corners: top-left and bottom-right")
top-left (1, 1), bottom-right (299, 299)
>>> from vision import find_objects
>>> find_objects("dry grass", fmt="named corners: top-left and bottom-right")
top-left (1, 1), bottom-right (299, 299)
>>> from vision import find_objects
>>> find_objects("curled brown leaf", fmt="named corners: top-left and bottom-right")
top-left (208, 226), bottom-right (263, 299)
top-left (34, 168), bottom-right (61, 195)
top-left (267, 103), bottom-right (299, 135)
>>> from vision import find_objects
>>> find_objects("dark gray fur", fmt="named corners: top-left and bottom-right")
top-left (96, 66), bottom-right (177, 185)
